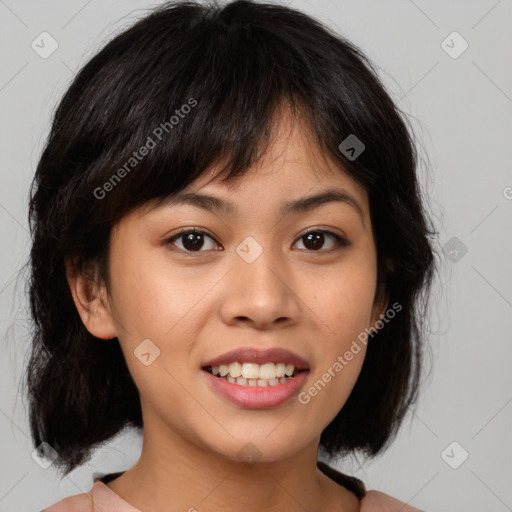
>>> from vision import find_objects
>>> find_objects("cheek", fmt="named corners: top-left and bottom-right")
top-left (304, 256), bottom-right (375, 405)
top-left (107, 248), bottom-right (209, 385)
top-left (314, 256), bottom-right (377, 340)
top-left (296, 342), bottom-right (367, 438)
top-left (108, 246), bottom-right (199, 338)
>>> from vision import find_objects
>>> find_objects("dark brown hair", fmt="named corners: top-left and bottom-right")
top-left (23, 0), bottom-right (437, 476)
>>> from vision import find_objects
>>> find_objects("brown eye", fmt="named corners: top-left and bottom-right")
top-left (294, 229), bottom-right (350, 252)
top-left (165, 227), bottom-right (350, 255)
top-left (166, 229), bottom-right (218, 253)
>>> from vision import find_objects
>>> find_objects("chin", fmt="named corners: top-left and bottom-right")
top-left (207, 433), bottom-right (313, 466)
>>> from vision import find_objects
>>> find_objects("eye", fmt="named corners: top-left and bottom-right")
top-left (165, 228), bottom-right (219, 254)
top-left (294, 229), bottom-right (350, 253)
top-left (164, 228), bottom-right (350, 255)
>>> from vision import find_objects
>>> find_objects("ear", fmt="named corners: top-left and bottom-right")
top-left (65, 257), bottom-right (118, 340)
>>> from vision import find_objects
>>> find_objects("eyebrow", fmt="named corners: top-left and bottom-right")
top-left (157, 188), bottom-right (365, 223)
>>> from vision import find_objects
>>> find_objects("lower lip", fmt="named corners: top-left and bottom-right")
top-left (202, 369), bottom-right (309, 409)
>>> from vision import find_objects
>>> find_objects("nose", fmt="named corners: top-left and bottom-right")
top-left (218, 243), bottom-right (300, 330)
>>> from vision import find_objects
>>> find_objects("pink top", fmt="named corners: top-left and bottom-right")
top-left (41, 477), bottom-right (424, 512)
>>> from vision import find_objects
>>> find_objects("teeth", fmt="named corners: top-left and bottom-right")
top-left (242, 363), bottom-right (260, 380)
top-left (210, 362), bottom-right (297, 379)
top-left (229, 362), bottom-right (242, 378)
top-left (207, 361), bottom-right (303, 386)
top-left (258, 363), bottom-right (276, 380)
top-left (217, 375), bottom-right (290, 387)
top-left (275, 363), bottom-right (286, 378)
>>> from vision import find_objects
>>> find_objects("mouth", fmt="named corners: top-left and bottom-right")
top-left (200, 347), bottom-right (310, 408)
top-left (200, 347), bottom-right (310, 389)
top-left (202, 362), bottom-right (308, 388)
top-left (201, 362), bottom-right (310, 409)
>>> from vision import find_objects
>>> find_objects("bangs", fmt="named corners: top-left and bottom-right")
top-left (54, 0), bottom-right (391, 227)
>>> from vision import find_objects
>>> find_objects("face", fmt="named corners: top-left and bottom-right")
top-left (71, 110), bottom-right (385, 465)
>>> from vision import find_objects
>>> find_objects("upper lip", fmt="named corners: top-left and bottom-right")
top-left (201, 347), bottom-right (310, 371)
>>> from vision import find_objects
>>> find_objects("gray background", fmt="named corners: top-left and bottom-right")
top-left (1, 0), bottom-right (511, 510)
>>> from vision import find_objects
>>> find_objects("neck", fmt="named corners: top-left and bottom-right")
top-left (106, 419), bottom-right (357, 512)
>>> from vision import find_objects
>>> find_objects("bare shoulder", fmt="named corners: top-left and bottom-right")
top-left (360, 490), bottom-right (424, 512)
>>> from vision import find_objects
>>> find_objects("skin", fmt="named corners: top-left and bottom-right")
top-left (66, 107), bottom-right (387, 512)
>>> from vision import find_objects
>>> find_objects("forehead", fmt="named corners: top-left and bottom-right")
top-left (172, 109), bottom-right (365, 205)
top-left (134, 106), bottom-right (371, 226)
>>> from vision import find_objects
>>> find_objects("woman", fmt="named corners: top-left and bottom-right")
top-left (26, 1), bottom-right (436, 510)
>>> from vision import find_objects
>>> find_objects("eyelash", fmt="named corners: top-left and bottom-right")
top-left (164, 227), bottom-right (351, 256)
